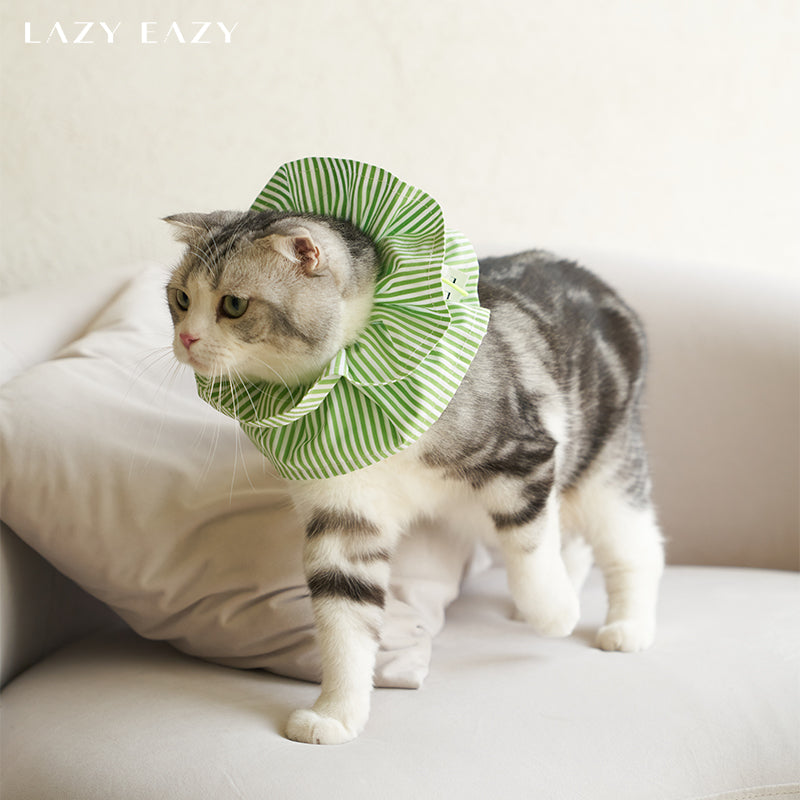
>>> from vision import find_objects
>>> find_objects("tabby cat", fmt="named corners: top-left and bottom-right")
top-left (165, 209), bottom-right (664, 745)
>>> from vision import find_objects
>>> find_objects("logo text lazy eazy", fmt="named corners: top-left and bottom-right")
top-left (24, 21), bottom-right (238, 45)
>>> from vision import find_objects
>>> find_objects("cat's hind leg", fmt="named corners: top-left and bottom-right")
top-left (563, 465), bottom-right (664, 653)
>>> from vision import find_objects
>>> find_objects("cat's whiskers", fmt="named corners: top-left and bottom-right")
top-left (196, 364), bottom-right (227, 487)
top-left (125, 346), bottom-right (187, 481)
top-left (225, 366), bottom-right (256, 499)
top-left (146, 359), bottom-right (185, 462)
top-left (188, 362), bottom-right (223, 465)
top-left (198, 366), bottom-right (231, 484)
top-left (277, 360), bottom-right (309, 393)
top-left (246, 357), bottom-right (301, 405)
top-left (128, 346), bottom-right (175, 390)
top-left (229, 365), bottom-right (261, 420)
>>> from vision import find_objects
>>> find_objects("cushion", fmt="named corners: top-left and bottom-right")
top-left (0, 266), bottom-right (490, 689)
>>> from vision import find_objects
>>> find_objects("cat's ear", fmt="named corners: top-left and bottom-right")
top-left (259, 231), bottom-right (321, 275)
top-left (163, 211), bottom-right (240, 244)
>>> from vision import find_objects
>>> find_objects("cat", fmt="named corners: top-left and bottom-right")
top-left (164, 209), bottom-right (665, 745)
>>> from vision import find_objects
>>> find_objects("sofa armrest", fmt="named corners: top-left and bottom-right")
top-left (0, 523), bottom-right (122, 687)
top-left (0, 267), bottom-right (138, 686)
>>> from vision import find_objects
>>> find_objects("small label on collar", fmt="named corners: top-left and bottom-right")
top-left (442, 267), bottom-right (470, 303)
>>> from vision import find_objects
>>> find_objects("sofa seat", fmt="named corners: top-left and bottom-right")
top-left (2, 565), bottom-right (797, 800)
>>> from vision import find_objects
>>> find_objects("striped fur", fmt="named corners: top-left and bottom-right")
top-left (166, 216), bottom-right (664, 746)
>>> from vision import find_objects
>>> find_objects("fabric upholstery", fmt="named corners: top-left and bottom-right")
top-left (1, 567), bottom-right (797, 800)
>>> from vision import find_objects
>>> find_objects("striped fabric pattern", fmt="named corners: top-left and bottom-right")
top-left (197, 158), bottom-right (490, 480)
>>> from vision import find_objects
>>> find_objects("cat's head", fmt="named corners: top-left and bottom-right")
top-left (165, 210), bottom-right (379, 387)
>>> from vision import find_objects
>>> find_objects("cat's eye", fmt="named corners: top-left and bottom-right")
top-left (221, 295), bottom-right (249, 319)
top-left (175, 289), bottom-right (190, 311)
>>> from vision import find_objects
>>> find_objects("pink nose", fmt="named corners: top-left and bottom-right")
top-left (180, 332), bottom-right (199, 350)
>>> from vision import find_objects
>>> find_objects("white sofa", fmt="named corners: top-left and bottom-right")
top-left (1, 251), bottom-right (798, 800)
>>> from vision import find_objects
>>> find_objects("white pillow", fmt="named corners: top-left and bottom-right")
top-left (0, 267), bottom-right (489, 689)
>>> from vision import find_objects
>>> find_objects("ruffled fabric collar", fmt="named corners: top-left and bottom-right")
top-left (197, 157), bottom-right (490, 480)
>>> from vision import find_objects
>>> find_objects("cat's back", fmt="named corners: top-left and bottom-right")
top-left (421, 249), bottom-right (648, 488)
top-left (477, 249), bottom-right (647, 393)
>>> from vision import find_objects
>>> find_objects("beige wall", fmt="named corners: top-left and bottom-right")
top-left (2, 0), bottom-right (798, 295)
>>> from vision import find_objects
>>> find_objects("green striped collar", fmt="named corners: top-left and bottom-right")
top-left (197, 158), bottom-right (490, 480)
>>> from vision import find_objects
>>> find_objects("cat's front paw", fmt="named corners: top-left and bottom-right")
top-left (596, 620), bottom-right (655, 652)
top-left (286, 709), bottom-right (359, 745)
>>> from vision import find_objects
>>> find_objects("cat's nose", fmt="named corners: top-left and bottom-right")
top-left (180, 332), bottom-right (200, 350)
